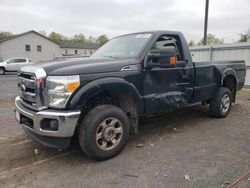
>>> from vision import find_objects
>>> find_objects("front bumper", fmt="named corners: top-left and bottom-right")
top-left (15, 96), bottom-right (81, 148)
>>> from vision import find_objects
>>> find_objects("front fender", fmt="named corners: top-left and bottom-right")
top-left (0, 63), bottom-right (6, 69)
top-left (67, 77), bottom-right (144, 114)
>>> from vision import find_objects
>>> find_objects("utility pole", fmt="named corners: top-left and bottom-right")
top-left (203, 0), bottom-right (209, 45)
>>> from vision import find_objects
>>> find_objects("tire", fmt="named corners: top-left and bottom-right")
top-left (210, 87), bottom-right (232, 118)
top-left (0, 67), bottom-right (5, 75)
top-left (78, 105), bottom-right (130, 161)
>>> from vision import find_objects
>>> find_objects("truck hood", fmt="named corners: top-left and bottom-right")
top-left (28, 57), bottom-right (139, 75)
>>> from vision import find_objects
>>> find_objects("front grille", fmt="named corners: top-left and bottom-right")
top-left (19, 72), bottom-right (35, 80)
top-left (18, 66), bottom-right (47, 111)
top-left (18, 72), bottom-right (37, 110)
top-left (22, 98), bottom-right (35, 106)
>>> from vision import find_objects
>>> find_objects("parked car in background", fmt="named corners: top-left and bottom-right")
top-left (0, 57), bottom-right (32, 75)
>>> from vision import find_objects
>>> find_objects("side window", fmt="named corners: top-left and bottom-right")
top-left (25, 45), bottom-right (31, 52)
top-left (7, 59), bottom-right (15, 64)
top-left (150, 35), bottom-right (184, 61)
top-left (16, 59), bottom-right (27, 63)
top-left (8, 59), bottom-right (26, 63)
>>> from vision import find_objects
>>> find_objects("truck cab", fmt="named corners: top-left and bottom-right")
top-left (15, 31), bottom-right (246, 160)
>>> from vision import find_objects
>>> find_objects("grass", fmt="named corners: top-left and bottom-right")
top-left (238, 88), bottom-right (250, 97)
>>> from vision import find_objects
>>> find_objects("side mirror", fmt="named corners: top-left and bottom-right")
top-left (146, 46), bottom-right (178, 68)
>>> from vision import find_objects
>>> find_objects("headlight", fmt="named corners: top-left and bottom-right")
top-left (47, 75), bottom-right (80, 108)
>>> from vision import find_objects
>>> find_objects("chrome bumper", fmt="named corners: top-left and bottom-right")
top-left (15, 96), bottom-right (81, 137)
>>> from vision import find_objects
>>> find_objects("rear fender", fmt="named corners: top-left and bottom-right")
top-left (220, 68), bottom-right (238, 86)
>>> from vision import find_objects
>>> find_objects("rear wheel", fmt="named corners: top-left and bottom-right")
top-left (0, 67), bottom-right (5, 75)
top-left (210, 87), bottom-right (232, 118)
top-left (78, 105), bottom-right (130, 161)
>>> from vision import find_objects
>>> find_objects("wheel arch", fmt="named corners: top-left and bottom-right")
top-left (221, 69), bottom-right (238, 102)
top-left (68, 77), bottom-right (143, 134)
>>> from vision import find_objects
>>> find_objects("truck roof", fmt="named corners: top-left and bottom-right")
top-left (116, 30), bottom-right (183, 38)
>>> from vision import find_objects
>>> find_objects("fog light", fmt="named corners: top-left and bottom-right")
top-left (50, 120), bottom-right (58, 130)
top-left (40, 119), bottom-right (59, 131)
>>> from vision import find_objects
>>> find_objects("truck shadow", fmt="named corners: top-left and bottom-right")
top-left (66, 104), bottom-right (212, 160)
top-left (139, 104), bottom-right (211, 133)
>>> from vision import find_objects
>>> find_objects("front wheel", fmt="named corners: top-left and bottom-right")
top-left (210, 87), bottom-right (232, 118)
top-left (0, 67), bottom-right (5, 75)
top-left (78, 105), bottom-right (130, 161)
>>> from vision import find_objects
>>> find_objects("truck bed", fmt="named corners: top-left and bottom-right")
top-left (191, 60), bottom-right (245, 103)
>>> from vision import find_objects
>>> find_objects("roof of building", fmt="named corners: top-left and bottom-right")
top-left (58, 41), bottom-right (99, 49)
top-left (0, 30), bottom-right (100, 50)
top-left (0, 30), bottom-right (59, 45)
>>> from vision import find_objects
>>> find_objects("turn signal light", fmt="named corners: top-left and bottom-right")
top-left (66, 82), bottom-right (80, 92)
top-left (169, 56), bottom-right (176, 65)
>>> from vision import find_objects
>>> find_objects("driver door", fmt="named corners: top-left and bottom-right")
top-left (143, 34), bottom-right (194, 115)
top-left (5, 58), bottom-right (16, 71)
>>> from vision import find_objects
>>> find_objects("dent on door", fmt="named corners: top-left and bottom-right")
top-left (143, 67), bottom-right (191, 115)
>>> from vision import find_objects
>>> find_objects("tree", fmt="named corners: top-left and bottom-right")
top-left (48, 32), bottom-right (67, 42)
top-left (0, 31), bottom-right (13, 40)
top-left (188, 40), bottom-right (195, 47)
top-left (72, 33), bottom-right (86, 43)
top-left (86, 36), bottom-right (97, 44)
top-left (239, 29), bottom-right (250, 42)
top-left (97, 35), bottom-right (109, 46)
top-left (198, 34), bottom-right (224, 45)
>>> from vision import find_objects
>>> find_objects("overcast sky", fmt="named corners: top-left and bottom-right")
top-left (0, 0), bottom-right (249, 43)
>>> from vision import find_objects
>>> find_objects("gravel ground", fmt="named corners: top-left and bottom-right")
top-left (0, 74), bottom-right (249, 188)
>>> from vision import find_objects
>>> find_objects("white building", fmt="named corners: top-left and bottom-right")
top-left (58, 41), bottom-right (99, 57)
top-left (0, 30), bottom-right (60, 62)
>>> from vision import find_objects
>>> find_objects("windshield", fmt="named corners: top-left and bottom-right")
top-left (92, 33), bottom-right (152, 58)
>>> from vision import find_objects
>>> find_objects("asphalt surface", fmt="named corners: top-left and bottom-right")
top-left (0, 74), bottom-right (250, 188)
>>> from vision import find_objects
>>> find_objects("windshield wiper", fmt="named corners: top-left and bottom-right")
top-left (103, 55), bottom-right (119, 59)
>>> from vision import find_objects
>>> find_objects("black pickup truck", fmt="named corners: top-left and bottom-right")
top-left (15, 31), bottom-right (246, 160)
